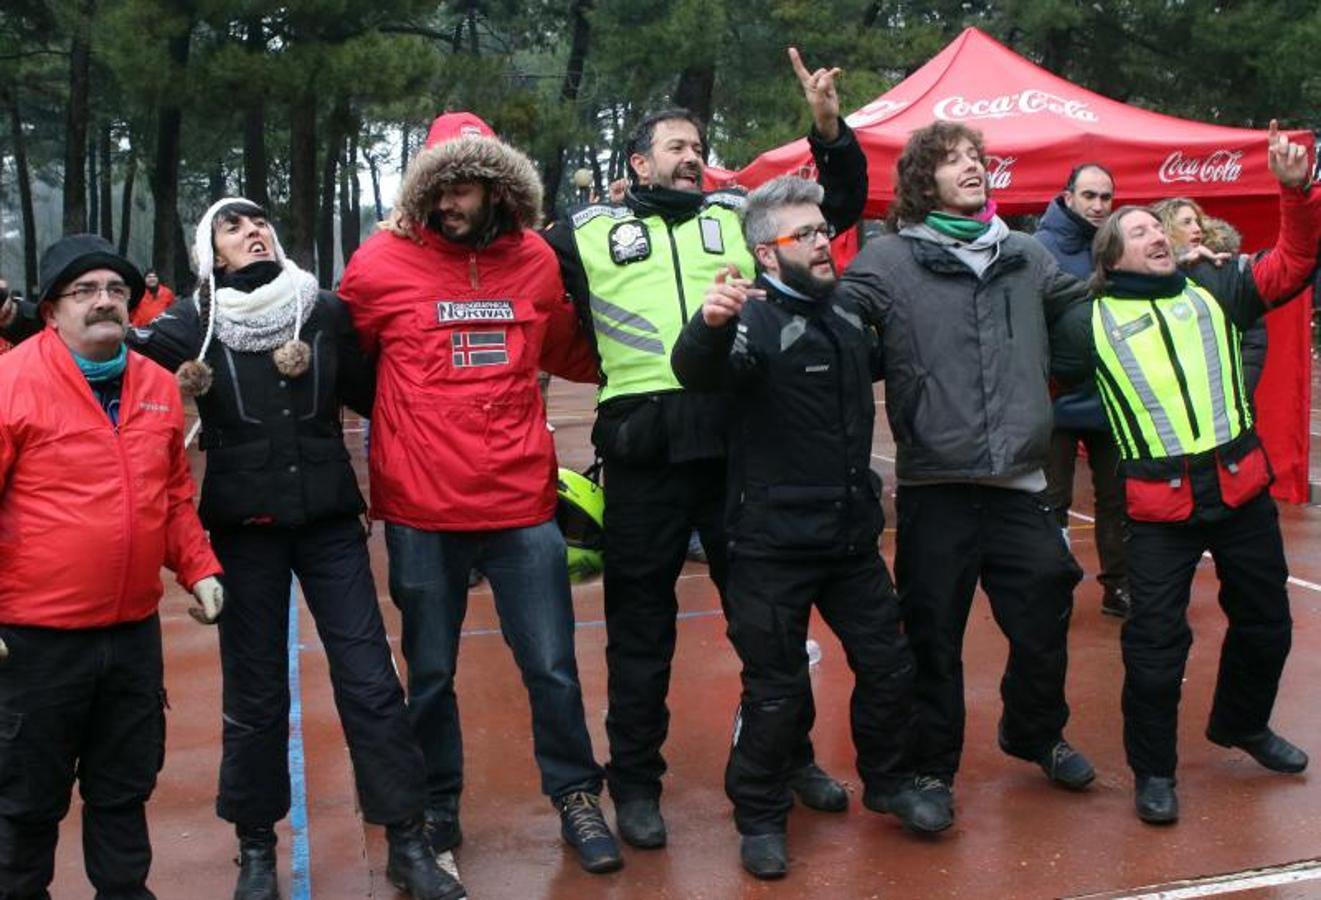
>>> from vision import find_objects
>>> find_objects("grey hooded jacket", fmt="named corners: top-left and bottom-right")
top-left (835, 224), bottom-right (1091, 484)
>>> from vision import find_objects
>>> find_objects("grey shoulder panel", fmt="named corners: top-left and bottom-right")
top-left (703, 190), bottom-right (747, 212)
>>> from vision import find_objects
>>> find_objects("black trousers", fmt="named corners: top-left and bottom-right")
top-left (213, 516), bottom-right (424, 827)
top-left (1122, 492), bottom-right (1292, 777)
top-left (601, 457), bottom-right (732, 800)
top-left (724, 553), bottom-right (914, 834)
top-left (895, 484), bottom-right (1081, 781)
top-left (0, 615), bottom-right (164, 900)
top-left (1044, 428), bottom-right (1127, 594)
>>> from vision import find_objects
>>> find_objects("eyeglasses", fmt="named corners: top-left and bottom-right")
top-left (767, 223), bottom-right (836, 247)
top-left (59, 283), bottom-right (131, 303)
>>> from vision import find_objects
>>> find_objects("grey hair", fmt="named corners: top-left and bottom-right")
top-left (742, 176), bottom-right (826, 252)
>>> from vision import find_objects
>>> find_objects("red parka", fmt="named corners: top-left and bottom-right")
top-left (339, 127), bottom-right (598, 531)
top-left (0, 328), bottom-right (221, 628)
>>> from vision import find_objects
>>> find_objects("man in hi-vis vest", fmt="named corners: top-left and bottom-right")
top-left (542, 50), bottom-right (867, 848)
top-left (1068, 122), bottom-right (1321, 825)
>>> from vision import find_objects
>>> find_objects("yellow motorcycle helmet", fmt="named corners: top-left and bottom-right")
top-left (557, 467), bottom-right (605, 582)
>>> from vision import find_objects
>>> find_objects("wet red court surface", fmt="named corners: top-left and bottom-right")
top-left (50, 379), bottom-right (1321, 899)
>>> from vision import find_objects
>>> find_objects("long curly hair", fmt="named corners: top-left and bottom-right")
top-left (887, 122), bottom-right (986, 228)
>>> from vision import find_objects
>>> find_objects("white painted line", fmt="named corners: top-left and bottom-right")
top-left (185, 419), bottom-right (202, 449)
top-left (1067, 858), bottom-right (1321, 899)
top-left (1068, 510), bottom-right (1096, 523)
top-left (870, 452), bottom-right (895, 463)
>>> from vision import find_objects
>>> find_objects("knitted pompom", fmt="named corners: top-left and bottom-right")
top-left (177, 359), bottom-right (214, 396)
top-left (273, 338), bottom-right (311, 377)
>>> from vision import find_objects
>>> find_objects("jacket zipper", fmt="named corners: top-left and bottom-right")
top-left (665, 223), bottom-right (689, 321)
top-left (112, 377), bottom-right (134, 621)
top-left (1003, 290), bottom-right (1014, 339)
top-left (468, 253), bottom-right (479, 289)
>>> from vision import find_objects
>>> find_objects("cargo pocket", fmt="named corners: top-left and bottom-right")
top-left (1216, 438), bottom-right (1272, 509)
top-left (0, 710), bottom-right (27, 815)
top-left (1124, 467), bottom-right (1194, 523)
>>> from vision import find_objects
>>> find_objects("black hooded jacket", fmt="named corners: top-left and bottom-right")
top-left (671, 276), bottom-right (885, 558)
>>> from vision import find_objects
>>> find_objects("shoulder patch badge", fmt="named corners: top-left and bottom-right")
top-left (572, 204), bottom-right (631, 229)
top-left (609, 221), bottom-right (652, 265)
top-left (703, 190), bottom-right (747, 212)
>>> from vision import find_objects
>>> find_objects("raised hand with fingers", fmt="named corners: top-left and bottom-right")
top-left (1266, 119), bottom-right (1312, 189)
top-left (703, 265), bottom-right (763, 327)
top-left (788, 47), bottom-right (841, 142)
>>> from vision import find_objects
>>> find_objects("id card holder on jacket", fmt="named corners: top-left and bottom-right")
top-left (699, 216), bottom-right (724, 254)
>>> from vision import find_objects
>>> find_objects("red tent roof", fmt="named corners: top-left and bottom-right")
top-left (710, 27), bottom-right (1308, 217)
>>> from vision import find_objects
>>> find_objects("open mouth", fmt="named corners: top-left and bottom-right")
top-left (672, 166), bottom-right (701, 188)
top-left (247, 240), bottom-right (267, 254)
top-left (958, 176), bottom-right (984, 190)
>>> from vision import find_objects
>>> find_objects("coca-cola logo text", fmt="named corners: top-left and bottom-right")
top-left (1157, 149), bottom-right (1244, 184)
top-left (985, 156), bottom-right (1015, 190)
top-left (933, 89), bottom-right (1098, 123)
top-left (846, 99), bottom-right (910, 128)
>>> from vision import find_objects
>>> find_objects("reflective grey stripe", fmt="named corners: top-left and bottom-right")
top-left (1182, 287), bottom-right (1233, 446)
top-left (1099, 302), bottom-right (1182, 456)
top-left (832, 305), bottom-right (863, 331)
top-left (781, 316), bottom-right (807, 351)
top-left (593, 318), bottom-right (666, 354)
top-left (590, 293), bottom-right (659, 334)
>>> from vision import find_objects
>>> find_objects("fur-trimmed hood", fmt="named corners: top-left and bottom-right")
top-left (386, 135), bottom-right (544, 243)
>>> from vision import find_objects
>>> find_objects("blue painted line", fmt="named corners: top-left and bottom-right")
top-left (287, 582), bottom-right (312, 900)
top-left (458, 606), bottom-right (722, 638)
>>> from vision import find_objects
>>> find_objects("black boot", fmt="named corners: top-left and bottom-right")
top-left (739, 833), bottom-right (788, 879)
top-left (788, 762), bottom-right (849, 812)
top-left (424, 796), bottom-right (463, 853)
top-left (233, 825), bottom-right (279, 900)
top-left (387, 818), bottom-right (467, 900)
top-left (1135, 776), bottom-right (1178, 824)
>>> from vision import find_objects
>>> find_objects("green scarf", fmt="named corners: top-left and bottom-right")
top-left (74, 344), bottom-right (128, 383)
top-left (925, 210), bottom-right (991, 242)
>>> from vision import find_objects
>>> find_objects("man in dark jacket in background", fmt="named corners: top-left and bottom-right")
top-left (1034, 163), bottom-right (1130, 618)
top-left (542, 49), bottom-right (867, 848)
top-left (835, 121), bottom-right (1097, 831)
top-left (672, 177), bottom-right (941, 878)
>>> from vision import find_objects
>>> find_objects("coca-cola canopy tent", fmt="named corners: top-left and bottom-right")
top-left (709, 26), bottom-right (1315, 502)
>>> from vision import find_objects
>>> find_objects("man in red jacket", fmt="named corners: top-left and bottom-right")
top-left (0, 234), bottom-right (224, 899)
top-left (129, 268), bottom-right (176, 327)
top-left (338, 113), bottom-right (620, 874)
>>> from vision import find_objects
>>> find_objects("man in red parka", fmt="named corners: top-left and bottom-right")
top-left (0, 234), bottom-right (224, 899)
top-left (129, 268), bottom-right (176, 327)
top-left (338, 113), bottom-right (620, 874)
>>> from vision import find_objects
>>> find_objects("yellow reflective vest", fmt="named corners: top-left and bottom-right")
top-left (569, 194), bottom-right (755, 403)
top-left (1092, 283), bottom-right (1251, 461)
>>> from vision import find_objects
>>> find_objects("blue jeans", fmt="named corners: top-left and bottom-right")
top-left (385, 520), bottom-right (603, 805)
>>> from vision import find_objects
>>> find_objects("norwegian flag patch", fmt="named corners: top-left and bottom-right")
top-left (452, 330), bottom-right (509, 367)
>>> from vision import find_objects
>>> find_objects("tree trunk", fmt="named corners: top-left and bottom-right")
top-left (365, 146), bottom-right (384, 221)
top-left (150, 28), bottom-right (191, 286)
top-left (4, 90), bottom-right (38, 298)
top-left (399, 123), bottom-right (412, 175)
top-left (340, 122), bottom-right (361, 260)
top-left (317, 99), bottom-right (349, 286)
top-left (118, 151), bottom-right (137, 257)
top-left (208, 160), bottom-right (225, 203)
top-left (673, 63), bottom-right (715, 126)
top-left (99, 124), bottom-right (113, 240)
top-left (242, 19), bottom-right (270, 208)
top-left (540, 0), bottom-right (594, 217)
top-left (286, 93), bottom-right (318, 271)
top-left (87, 129), bottom-right (99, 233)
top-left (63, 0), bottom-right (94, 233)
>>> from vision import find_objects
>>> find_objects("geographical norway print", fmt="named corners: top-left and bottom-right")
top-left (435, 299), bottom-right (515, 322)
top-left (452, 330), bottom-right (509, 367)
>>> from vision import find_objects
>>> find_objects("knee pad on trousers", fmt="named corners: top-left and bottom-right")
top-left (732, 696), bottom-right (808, 773)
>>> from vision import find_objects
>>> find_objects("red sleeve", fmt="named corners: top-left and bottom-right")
top-left (540, 291), bottom-right (600, 384)
top-left (338, 249), bottom-right (383, 358)
top-left (1249, 184), bottom-right (1321, 305)
top-left (163, 415), bottom-right (221, 590)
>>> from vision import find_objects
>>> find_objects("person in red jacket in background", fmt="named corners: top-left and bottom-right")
top-left (338, 113), bottom-right (621, 874)
top-left (0, 234), bottom-right (224, 899)
top-left (130, 268), bottom-right (177, 327)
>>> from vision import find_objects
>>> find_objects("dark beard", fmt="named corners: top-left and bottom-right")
top-left (426, 204), bottom-right (494, 246)
top-left (775, 252), bottom-right (837, 300)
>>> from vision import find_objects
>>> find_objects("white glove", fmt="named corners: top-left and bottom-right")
top-left (190, 576), bottom-right (225, 625)
top-left (0, 635), bottom-right (8, 661)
